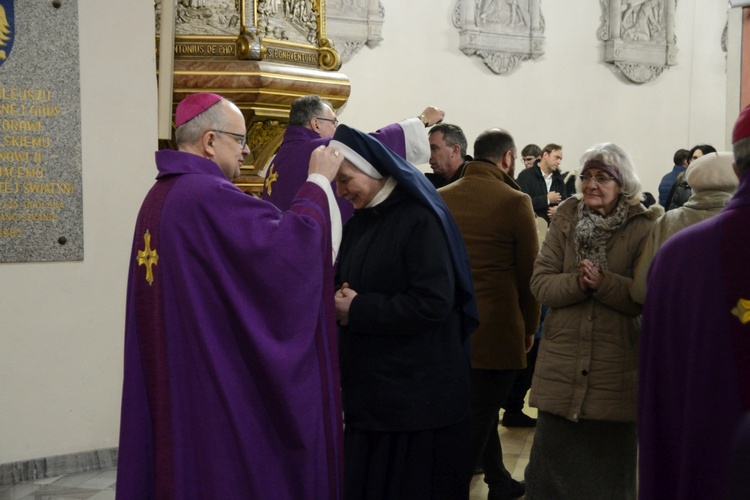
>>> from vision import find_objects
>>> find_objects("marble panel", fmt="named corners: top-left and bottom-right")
top-left (0, 0), bottom-right (83, 262)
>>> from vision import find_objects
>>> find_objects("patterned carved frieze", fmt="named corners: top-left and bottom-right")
top-left (326, 0), bottom-right (385, 63)
top-left (597, 0), bottom-right (678, 84)
top-left (453, 0), bottom-right (545, 75)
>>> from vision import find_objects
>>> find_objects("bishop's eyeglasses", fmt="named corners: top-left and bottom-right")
top-left (213, 129), bottom-right (247, 148)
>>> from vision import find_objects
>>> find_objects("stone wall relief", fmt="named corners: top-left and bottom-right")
top-left (326, 0), bottom-right (384, 63)
top-left (597, 0), bottom-right (677, 83)
top-left (453, 0), bottom-right (545, 75)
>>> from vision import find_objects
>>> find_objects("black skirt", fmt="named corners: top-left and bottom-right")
top-left (343, 418), bottom-right (469, 500)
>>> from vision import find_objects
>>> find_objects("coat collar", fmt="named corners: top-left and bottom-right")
top-left (462, 160), bottom-right (521, 191)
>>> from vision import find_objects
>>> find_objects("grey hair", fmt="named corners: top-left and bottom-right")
top-left (430, 123), bottom-right (468, 157)
top-left (174, 99), bottom-right (228, 147)
top-left (289, 95), bottom-right (333, 127)
top-left (576, 142), bottom-right (643, 205)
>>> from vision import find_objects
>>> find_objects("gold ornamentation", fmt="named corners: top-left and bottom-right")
top-left (247, 120), bottom-right (285, 155)
top-left (318, 45), bottom-right (342, 71)
top-left (265, 164), bottom-right (278, 195)
top-left (731, 298), bottom-right (750, 325)
top-left (137, 229), bottom-right (159, 286)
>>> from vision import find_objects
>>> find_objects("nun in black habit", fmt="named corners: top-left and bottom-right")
top-left (330, 125), bottom-right (479, 500)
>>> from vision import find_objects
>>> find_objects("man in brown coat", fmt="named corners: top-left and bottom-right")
top-left (439, 128), bottom-right (540, 500)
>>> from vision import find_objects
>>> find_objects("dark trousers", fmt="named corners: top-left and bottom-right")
top-left (503, 305), bottom-right (547, 413)
top-left (468, 368), bottom-right (520, 493)
top-left (502, 340), bottom-right (540, 413)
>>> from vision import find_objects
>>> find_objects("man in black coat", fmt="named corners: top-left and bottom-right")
top-left (516, 143), bottom-right (568, 224)
top-left (426, 123), bottom-right (472, 188)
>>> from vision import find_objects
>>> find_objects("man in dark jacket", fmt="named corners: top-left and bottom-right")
top-left (426, 123), bottom-right (472, 188)
top-left (657, 148), bottom-right (690, 207)
top-left (516, 143), bottom-right (567, 224)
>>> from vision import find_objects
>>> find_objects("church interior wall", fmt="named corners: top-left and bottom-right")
top-left (0, 0), bottom-right (737, 466)
top-left (340, 0), bottom-right (732, 194)
top-left (0, 0), bottom-right (157, 464)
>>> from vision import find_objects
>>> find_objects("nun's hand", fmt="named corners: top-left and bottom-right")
top-left (335, 283), bottom-right (357, 326)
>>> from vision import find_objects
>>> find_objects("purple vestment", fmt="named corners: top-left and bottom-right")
top-left (639, 170), bottom-right (750, 499)
top-left (261, 124), bottom-right (409, 222)
top-left (117, 150), bottom-right (343, 499)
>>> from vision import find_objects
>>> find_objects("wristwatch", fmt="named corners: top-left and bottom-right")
top-left (419, 114), bottom-right (429, 127)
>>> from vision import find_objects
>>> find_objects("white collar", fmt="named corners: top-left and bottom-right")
top-left (367, 176), bottom-right (398, 208)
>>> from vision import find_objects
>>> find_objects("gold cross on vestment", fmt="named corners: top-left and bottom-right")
top-left (136, 229), bottom-right (159, 286)
top-left (731, 298), bottom-right (750, 325)
top-left (265, 164), bottom-right (278, 195)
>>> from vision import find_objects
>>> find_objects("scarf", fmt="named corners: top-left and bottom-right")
top-left (575, 195), bottom-right (630, 270)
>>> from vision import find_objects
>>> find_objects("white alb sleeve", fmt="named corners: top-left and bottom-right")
top-left (307, 173), bottom-right (342, 264)
top-left (398, 117), bottom-right (430, 165)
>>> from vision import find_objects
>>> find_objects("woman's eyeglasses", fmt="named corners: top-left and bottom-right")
top-left (579, 175), bottom-right (616, 185)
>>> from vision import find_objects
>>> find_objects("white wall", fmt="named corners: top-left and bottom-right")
top-left (0, 0), bottom-right (156, 463)
top-left (339, 0), bottom-right (732, 195)
top-left (0, 0), bottom-right (736, 464)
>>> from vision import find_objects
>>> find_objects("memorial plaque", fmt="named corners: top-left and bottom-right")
top-left (0, 0), bottom-right (82, 262)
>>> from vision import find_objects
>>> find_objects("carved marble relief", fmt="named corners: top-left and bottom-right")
top-left (326, 0), bottom-right (384, 63)
top-left (597, 0), bottom-right (677, 83)
top-left (156, 0), bottom-right (341, 70)
top-left (154, 0), bottom-right (242, 36)
top-left (256, 0), bottom-right (319, 45)
top-left (452, 0), bottom-right (545, 75)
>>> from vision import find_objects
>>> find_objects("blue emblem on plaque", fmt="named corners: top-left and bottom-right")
top-left (0, 0), bottom-right (14, 66)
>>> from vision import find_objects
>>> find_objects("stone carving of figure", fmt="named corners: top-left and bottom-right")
top-left (476, 0), bottom-right (502, 26)
top-left (507, 0), bottom-right (528, 27)
top-left (171, 0), bottom-right (239, 36)
top-left (622, 0), bottom-right (664, 42)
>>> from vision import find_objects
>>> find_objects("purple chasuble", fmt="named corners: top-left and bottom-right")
top-left (117, 150), bottom-right (343, 499)
top-left (639, 170), bottom-right (750, 500)
top-left (262, 124), bottom-right (408, 223)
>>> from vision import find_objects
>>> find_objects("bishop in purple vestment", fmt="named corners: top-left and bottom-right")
top-left (116, 94), bottom-right (345, 499)
top-left (261, 95), bottom-right (443, 223)
top-left (639, 106), bottom-right (750, 500)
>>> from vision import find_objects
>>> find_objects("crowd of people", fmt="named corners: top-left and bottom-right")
top-left (117, 92), bottom-right (750, 500)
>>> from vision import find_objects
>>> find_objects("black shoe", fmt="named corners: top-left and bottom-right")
top-left (488, 479), bottom-right (525, 500)
top-left (501, 411), bottom-right (537, 428)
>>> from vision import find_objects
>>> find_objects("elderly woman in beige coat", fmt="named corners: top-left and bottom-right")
top-left (524, 143), bottom-right (661, 499)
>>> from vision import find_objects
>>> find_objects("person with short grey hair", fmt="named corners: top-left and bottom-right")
top-left (117, 93), bottom-right (346, 499)
top-left (426, 123), bottom-right (472, 188)
top-left (524, 142), bottom-right (661, 499)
